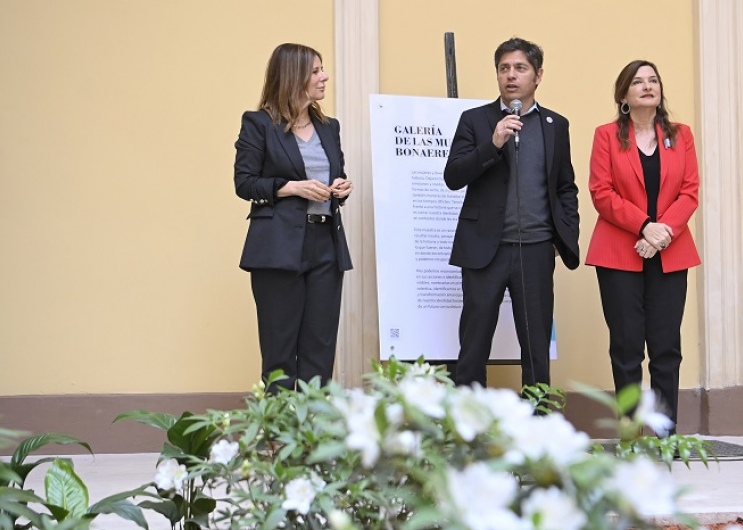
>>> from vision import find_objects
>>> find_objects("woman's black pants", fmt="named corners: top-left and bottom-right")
top-left (251, 221), bottom-right (343, 391)
top-left (596, 256), bottom-right (688, 428)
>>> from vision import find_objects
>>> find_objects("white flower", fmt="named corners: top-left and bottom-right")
top-left (609, 456), bottom-right (677, 517)
top-left (504, 414), bottom-right (589, 466)
top-left (385, 403), bottom-right (404, 427)
top-left (154, 458), bottom-right (187, 491)
top-left (282, 476), bottom-right (321, 515)
top-left (408, 361), bottom-right (435, 376)
top-left (209, 439), bottom-right (239, 465)
top-left (633, 391), bottom-right (674, 436)
top-left (521, 487), bottom-right (587, 530)
top-left (399, 376), bottom-right (446, 418)
top-left (328, 510), bottom-right (353, 530)
top-left (346, 431), bottom-right (380, 468)
top-left (334, 389), bottom-right (381, 467)
top-left (475, 387), bottom-right (535, 436)
top-left (309, 471), bottom-right (327, 491)
top-left (383, 430), bottom-right (422, 457)
top-left (446, 462), bottom-right (526, 530)
top-left (447, 385), bottom-right (494, 441)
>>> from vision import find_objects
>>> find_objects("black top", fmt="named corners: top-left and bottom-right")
top-left (639, 146), bottom-right (660, 221)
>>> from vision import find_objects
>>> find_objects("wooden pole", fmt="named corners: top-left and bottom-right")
top-left (444, 32), bottom-right (458, 380)
top-left (444, 32), bottom-right (458, 98)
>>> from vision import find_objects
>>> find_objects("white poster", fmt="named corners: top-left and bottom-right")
top-left (370, 94), bottom-right (557, 362)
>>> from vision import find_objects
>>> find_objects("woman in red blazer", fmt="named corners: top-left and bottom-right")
top-left (586, 60), bottom-right (700, 433)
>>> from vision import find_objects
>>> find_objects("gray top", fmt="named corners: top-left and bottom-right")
top-left (501, 109), bottom-right (553, 243)
top-left (296, 130), bottom-right (332, 216)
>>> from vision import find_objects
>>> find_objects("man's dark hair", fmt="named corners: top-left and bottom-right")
top-left (494, 38), bottom-right (544, 72)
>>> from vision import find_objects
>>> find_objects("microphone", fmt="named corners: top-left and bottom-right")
top-left (509, 99), bottom-right (523, 150)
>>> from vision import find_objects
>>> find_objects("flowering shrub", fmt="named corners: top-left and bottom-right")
top-left (125, 359), bottom-right (701, 530)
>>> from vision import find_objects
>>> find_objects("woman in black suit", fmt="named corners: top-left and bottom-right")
top-left (234, 43), bottom-right (353, 391)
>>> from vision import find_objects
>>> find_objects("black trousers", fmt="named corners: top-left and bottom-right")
top-left (250, 221), bottom-right (343, 391)
top-left (596, 257), bottom-right (688, 427)
top-left (455, 241), bottom-right (555, 388)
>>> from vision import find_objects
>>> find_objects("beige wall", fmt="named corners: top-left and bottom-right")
top-left (0, 1), bottom-right (334, 394)
top-left (1, 0), bottom-right (702, 397)
top-left (379, 0), bottom-right (700, 391)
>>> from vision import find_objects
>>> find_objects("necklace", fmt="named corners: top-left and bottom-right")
top-left (292, 121), bottom-right (311, 129)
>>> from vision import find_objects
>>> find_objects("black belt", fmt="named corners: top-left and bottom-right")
top-left (307, 214), bottom-right (330, 224)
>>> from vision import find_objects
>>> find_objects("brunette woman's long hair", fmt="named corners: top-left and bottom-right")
top-left (614, 60), bottom-right (678, 151)
top-left (259, 43), bottom-right (329, 132)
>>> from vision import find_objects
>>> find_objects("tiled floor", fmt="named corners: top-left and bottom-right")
top-left (13, 436), bottom-right (743, 529)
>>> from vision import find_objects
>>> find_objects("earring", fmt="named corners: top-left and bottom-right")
top-left (620, 102), bottom-right (630, 115)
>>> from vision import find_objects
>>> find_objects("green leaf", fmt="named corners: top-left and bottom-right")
top-left (263, 507), bottom-right (287, 530)
top-left (89, 484), bottom-right (158, 508)
top-left (0, 461), bottom-right (22, 484)
top-left (45, 458), bottom-right (89, 518)
top-left (307, 441), bottom-right (347, 464)
top-left (167, 412), bottom-right (218, 458)
top-left (616, 384), bottom-right (642, 415)
top-left (159, 442), bottom-right (186, 460)
top-left (241, 421), bottom-right (260, 445)
top-left (90, 499), bottom-right (149, 529)
top-left (0, 485), bottom-right (47, 504)
top-left (0, 487), bottom-right (48, 527)
top-left (190, 494), bottom-right (217, 517)
top-left (295, 400), bottom-right (309, 424)
top-left (113, 410), bottom-right (178, 430)
top-left (138, 499), bottom-right (182, 525)
top-left (571, 382), bottom-right (619, 412)
top-left (277, 441), bottom-right (298, 462)
top-left (11, 434), bottom-right (92, 468)
top-left (46, 502), bottom-right (71, 523)
top-left (45, 516), bottom-right (94, 530)
top-left (265, 370), bottom-right (289, 388)
top-left (12, 457), bottom-right (64, 488)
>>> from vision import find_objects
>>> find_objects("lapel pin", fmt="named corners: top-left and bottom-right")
top-left (664, 138), bottom-right (671, 149)
top-left (546, 116), bottom-right (553, 124)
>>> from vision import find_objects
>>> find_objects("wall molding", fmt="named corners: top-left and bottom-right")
top-left (3, 387), bottom-right (740, 455)
top-left (0, 393), bottom-right (246, 456)
top-left (695, 1), bottom-right (743, 389)
top-left (333, 0), bottom-right (381, 388)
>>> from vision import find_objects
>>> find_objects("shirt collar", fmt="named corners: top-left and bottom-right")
top-left (500, 99), bottom-right (540, 116)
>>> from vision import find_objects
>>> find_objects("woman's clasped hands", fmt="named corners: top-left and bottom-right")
top-left (278, 177), bottom-right (353, 201)
top-left (635, 221), bottom-right (673, 258)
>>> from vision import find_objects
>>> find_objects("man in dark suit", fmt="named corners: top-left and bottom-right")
top-left (444, 38), bottom-right (579, 388)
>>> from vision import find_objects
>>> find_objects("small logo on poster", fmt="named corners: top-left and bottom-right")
top-left (390, 328), bottom-right (400, 340)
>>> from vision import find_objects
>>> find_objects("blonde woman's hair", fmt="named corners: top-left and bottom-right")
top-left (259, 43), bottom-right (328, 132)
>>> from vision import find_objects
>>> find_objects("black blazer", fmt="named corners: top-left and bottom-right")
top-left (444, 99), bottom-right (580, 270)
top-left (234, 110), bottom-right (352, 272)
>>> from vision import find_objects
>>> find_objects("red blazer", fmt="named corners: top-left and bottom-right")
top-left (585, 121), bottom-right (700, 272)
